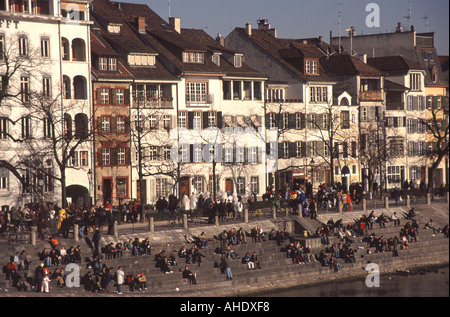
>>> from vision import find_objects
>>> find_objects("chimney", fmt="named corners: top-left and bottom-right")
top-left (362, 54), bottom-right (367, 64)
top-left (216, 33), bottom-right (224, 46)
top-left (396, 22), bottom-right (403, 32)
top-left (268, 28), bottom-right (277, 38)
top-left (257, 18), bottom-right (270, 30)
top-left (137, 16), bottom-right (146, 34)
top-left (246, 22), bottom-right (252, 36)
top-left (169, 17), bottom-right (181, 34)
top-left (319, 36), bottom-right (323, 43)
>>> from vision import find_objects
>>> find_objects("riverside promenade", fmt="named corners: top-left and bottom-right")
top-left (0, 199), bottom-right (448, 297)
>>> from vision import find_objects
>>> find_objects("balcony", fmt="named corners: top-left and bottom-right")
top-left (360, 90), bottom-right (383, 102)
top-left (386, 102), bottom-right (405, 111)
top-left (133, 97), bottom-right (173, 109)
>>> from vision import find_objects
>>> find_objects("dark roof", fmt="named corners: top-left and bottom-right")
top-left (321, 54), bottom-right (385, 77)
top-left (232, 27), bottom-right (336, 82)
top-left (384, 79), bottom-right (408, 91)
top-left (90, 0), bottom-right (178, 81)
top-left (109, 0), bottom-right (266, 78)
top-left (367, 56), bottom-right (424, 75)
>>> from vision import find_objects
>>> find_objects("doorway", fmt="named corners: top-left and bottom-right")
top-left (103, 178), bottom-right (112, 205)
top-left (225, 179), bottom-right (233, 194)
top-left (179, 177), bottom-right (190, 198)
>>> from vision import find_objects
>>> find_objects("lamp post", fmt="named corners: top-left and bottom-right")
top-left (87, 169), bottom-right (93, 206)
top-left (310, 158), bottom-right (315, 196)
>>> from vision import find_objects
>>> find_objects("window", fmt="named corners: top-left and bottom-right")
top-left (186, 82), bottom-right (207, 103)
top-left (117, 178), bottom-right (127, 198)
top-left (387, 165), bottom-right (404, 185)
top-left (19, 36), bottom-right (28, 56)
top-left (101, 116), bottom-right (110, 133)
top-left (254, 82), bottom-right (262, 100)
top-left (20, 76), bottom-right (30, 103)
top-left (102, 148), bottom-right (111, 165)
top-left (178, 111), bottom-right (187, 128)
top-left (117, 148), bottom-right (126, 165)
top-left (0, 117), bottom-right (8, 140)
top-left (250, 176), bottom-right (259, 194)
top-left (98, 57), bottom-right (107, 71)
top-left (156, 178), bottom-right (171, 199)
top-left (43, 76), bottom-right (51, 97)
top-left (163, 115), bottom-right (171, 131)
top-left (0, 34), bottom-right (5, 60)
top-left (21, 116), bottom-right (31, 139)
top-left (340, 111), bottom-right (350, 129)
top-left (248, 147), bottom-right (258, 163)
top-left (305, 60), bottom-right (310, 74)
top-left (100, 88), bottom-right (109, 104)
top-left (108, 58), bottom-right (117, 71)
top-left (389, 138), bottom-right (404, 157)
top-left (0, 168), bottom-right (8, 190)
top-left (310, 87), bottom-right (327, 103)
top-left (234, 55), bottom-right (242, 68)
top-left (193, 176), bottom-right (204, 193)
top-left (193, 112), bottom-right (202, 130)
top-left (212, 54), bottom-right (220, 66)
top-left (312, 60), bottom-right (318, 74)
top-left (236, 177), bottom-right (245, 195)
top-left (410, 73), bottom-right (422, 91)
top-left (41, 37), bottom-right (50, 58)
top-left (128, 54), bottom-right (155, 66)
top-left (193, 144), bottom-right (202, 162)
top-left (149, 115), bottom-right (157, 130)
top-left (243, 81), bottom-right (252, 100)
top-left (182, 52), bottom-right (204, 64)
top-left (116, 89), bottom-right (124, 104)
top-left (43, 117), bottom-right (53, 139)
top-left (163, 146), bottom-right (171, 160)
top-left (208, 112), bottom-right (216, 127)
top-left (117, 117), bottom-right (126, 133)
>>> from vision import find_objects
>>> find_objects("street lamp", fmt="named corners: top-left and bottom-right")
top-left (87, 169), bottom-right (93, 206)
top-left (310, 158), bottom-right (315, 195)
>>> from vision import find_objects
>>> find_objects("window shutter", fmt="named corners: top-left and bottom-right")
top-left (97, 150), bottom-right (103, 166)
top-left (301, 141), bottom-right (307, 158)
top-left (203, 111), bottom-right (209, 129)
top-left (217, 111), bottom-right (223, 129)
top-left (188, 111), bottom-right (194, 130)
top-left (289, 142), bottom-right (296, 158)
top-left (124, 89), bottom-right (130, 105)
top-left (111, 89), bottom-right (117, 105)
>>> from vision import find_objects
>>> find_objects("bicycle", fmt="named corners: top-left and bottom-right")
top-left (168, 211), bottom-right (182, 228)
top-left (252, 209), bottom-right (264, 219)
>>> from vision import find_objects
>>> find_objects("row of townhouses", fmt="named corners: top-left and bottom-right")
top-left (0, 0), bottom-right (448, 208)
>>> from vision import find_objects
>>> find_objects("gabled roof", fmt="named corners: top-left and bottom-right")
top-left (232, 27), bottom-right (335, 82)
top-left (106, 0), bottom-right (266, 79)
top-left (321, 54), bottom-right (385, 77)
top-left (90, 0), bottom-right (177, 81)
top-left (367, 56), bottom-right (425, 75)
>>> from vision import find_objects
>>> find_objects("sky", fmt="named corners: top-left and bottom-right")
top-left (122, 0), bottom-right (449, 55)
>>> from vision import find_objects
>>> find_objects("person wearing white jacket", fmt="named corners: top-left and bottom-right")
top-left (115, 266), bottom-right (125, 294)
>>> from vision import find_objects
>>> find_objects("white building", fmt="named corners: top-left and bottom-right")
top-left (0, 0), bottom-right (93, 208)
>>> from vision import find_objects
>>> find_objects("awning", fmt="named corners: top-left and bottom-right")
top-left (61, 2), bottom-right (89, 12)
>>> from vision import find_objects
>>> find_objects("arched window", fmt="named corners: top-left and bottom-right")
top-left (73, 75), bottom-right (87, 99)
top-left (340, 97), bottom-right (349, 106)
top-left (72, 38), bottom-right (86, 62)
top-left (64, 113), bottom-right (72, 139)
top-left (63, 75), bottom-right (71, 99)
top-left (74, 113), bottom-right (88, 139)
top-left (61, 37), bottom-right (70, 61)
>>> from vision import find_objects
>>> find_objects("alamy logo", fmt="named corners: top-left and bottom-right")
top-left (365, 263), bottom-right (380, 287)
top-left (65, 263), bottom-right (81, 288)
top-left (365, 3), bottom-right (381, 28)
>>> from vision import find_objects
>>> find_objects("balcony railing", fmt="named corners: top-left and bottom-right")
top-left (133, 98), bottom-right (173, 109)
top-left (360, 90), bottom-right (383, 101)
top-left (386, 102), bottom-right (405, 111)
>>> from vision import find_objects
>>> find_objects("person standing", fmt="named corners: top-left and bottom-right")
top-left (115, 266), bottom-right (125, 294)
top-left (221, 258), bottom-right (233, 280)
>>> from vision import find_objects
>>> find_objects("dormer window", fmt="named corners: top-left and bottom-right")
top-left (305, 59), bottom-right (318, 75)
top-left (212, 53), bottom-right (221, 66)
top-left (98, 56), bottom-right (118, 71)
top-left (128, 53), bottom-right (156, 67)
top-left (182, 51), bottom-right (204, 64)
top-left (107, 23), bottom-right (121, 34)
top-left (234, 54), bottom-right (243, 68)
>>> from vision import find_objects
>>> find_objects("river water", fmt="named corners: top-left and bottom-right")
top-left (251, 266), bottom-right (449, 297)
